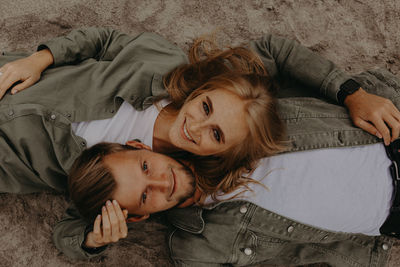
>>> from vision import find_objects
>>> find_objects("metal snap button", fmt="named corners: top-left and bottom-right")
top-left (81, 141), bottom-right (86, 147)
top-left (382, 243), bottom-right (389, 251)
top-left (239, 205), bottom-right (248, 214)
top-left (287, 226), bottom-right (294, 233)
top-left (244, 248), bottom-right (252, 256)
top-left (50, 114), bottom-right (56, 120)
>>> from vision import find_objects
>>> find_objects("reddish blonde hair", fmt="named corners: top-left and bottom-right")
top-left (164, 38), bottom-right (287, 197)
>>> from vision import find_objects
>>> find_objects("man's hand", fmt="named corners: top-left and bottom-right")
top-left (345, 87), bottom-right (400, 145)
top-left (0, 49), bottom-right (53, 99)
top-left (84, 200), bottom-right (129, 248)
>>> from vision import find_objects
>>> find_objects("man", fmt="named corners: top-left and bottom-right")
top-left (62, 141), bottom-right (195, 251)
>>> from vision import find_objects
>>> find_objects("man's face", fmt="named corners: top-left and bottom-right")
top-left (104, 149), bottom-right (195, 216)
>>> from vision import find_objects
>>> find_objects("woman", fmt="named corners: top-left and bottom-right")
top-left (0, 27), bottom-right (398, 197)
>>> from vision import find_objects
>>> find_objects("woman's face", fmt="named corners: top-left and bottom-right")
top-left (169, 89), bottom-right (249, 156)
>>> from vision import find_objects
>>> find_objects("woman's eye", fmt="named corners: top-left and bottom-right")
top-left (202, 102), bottom-right (210, 115)
top-left (142, 161), bottom-right (148, 171)
top-left (142, 192), bottom-right (147, 204)
top-left (213, 129), bottom-right (221, 142)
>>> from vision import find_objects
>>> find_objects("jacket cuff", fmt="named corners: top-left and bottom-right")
top-left (37, 40), bottom-right (65, 67)
top-left (320, 69), bottom-right (352, 104)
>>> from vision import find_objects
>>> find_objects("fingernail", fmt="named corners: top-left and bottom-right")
top-left (11, 89), bottom-right (17, 94)
top-left (376, 133), bottom-right (382, 138)
top-left (102, 206), bottom-right (106, 211)
top-left (113, 200), bottom-right (118, 206)
top-left (97, 215), bottom-right (101, 220)
top-left (106, 200), bottom-right (112, 206)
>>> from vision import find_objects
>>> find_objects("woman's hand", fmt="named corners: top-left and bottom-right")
top-left (0, 49), bottom-right (53, 99)
top-left (345, 88), bottom-right (400, 145)
top-left (84, 200), bottom-right (129, 248)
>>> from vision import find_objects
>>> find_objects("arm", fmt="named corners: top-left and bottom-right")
top-left (38, 27), bottom-right (138, 67)
top-left (250, 34), bottom-right (350, 102)
top-left (0, 27), bottom-right (138, 99)
top-left (250, 34), bottom-right (400, 144)
top-left (53, 200), bottom-right (128, 260)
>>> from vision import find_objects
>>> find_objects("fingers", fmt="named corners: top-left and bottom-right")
top-left (0, 71), bottom-right (19, 99)
top-left (11, 77), bottom-right (36, 94)
top-left (113, 200), bottom-right (128, 238)
top-left (101, 206), bottom-right (111, 241)
top-left (92, 214), bottom-right (102, 242)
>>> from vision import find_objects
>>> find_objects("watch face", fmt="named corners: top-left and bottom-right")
top-left (341, 79), bottom-right (360, 94)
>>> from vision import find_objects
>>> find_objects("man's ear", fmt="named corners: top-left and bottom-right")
top-left (126, 140), bottom-right (151, 151)
top-left (126, 214), bottom-right (150, 223)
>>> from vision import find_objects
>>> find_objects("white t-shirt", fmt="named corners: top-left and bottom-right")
top-left (205, 143), bottom-right (393, 236)
top-left (71, 99), bottom-right (169, 148)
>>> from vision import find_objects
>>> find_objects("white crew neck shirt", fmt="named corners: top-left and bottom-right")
top-left (205, 143), bottom-right (393, 236)
top-left (71, 99), bottom-right (170, 148)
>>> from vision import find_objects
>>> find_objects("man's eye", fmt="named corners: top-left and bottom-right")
top-left (213, 129), bottom-right (221, 142)
top-left (143, 161), bottom-right (148, 171)
top-left (142, 192), bottom-right (147, 204)
top-left (203, 102), bottom-right (210, 115)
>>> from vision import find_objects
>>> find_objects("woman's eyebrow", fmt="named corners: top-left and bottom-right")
top-left (206, 96), bottom-right (213, 113)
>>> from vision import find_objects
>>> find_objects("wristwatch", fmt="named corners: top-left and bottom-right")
top-left (337, 79), bottom-right (361, 105)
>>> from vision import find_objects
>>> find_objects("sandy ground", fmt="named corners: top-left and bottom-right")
top-left (1, 0), bottom-right (400, 266)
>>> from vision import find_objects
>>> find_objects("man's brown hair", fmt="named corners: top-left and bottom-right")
top-left (68, 142), bottom-right (137, 222)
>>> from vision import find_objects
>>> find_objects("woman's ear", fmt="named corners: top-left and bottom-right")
top-left (126, 214), bottom-right (150, 223)
top-left (126, 140), bottom-right (151, 151)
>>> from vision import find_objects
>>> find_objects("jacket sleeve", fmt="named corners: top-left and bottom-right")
top-left (38, 27), bottom-right (139, 67)
top-left (52, 204), bottom-right (107, 260)
top-left (249, 34), bottom-right (351, 103)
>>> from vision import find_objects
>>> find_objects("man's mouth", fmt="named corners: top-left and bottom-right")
top-left (182, 119), bottom-right (195, 143)
top-left (169, 168), bottom-right (177, 198)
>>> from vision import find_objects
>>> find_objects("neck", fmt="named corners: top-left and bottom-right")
top-left (152, 104), bottom-right (180, 154)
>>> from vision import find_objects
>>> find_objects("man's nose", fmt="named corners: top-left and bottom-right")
top-left (149, 175), bottom-right (170, 191)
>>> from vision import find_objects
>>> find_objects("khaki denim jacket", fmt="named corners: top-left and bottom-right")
top-left (1, 28), bottom-right (396, 265)
top-left (167, 68), bottom-right (400, 267)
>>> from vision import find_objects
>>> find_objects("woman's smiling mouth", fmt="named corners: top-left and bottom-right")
top-left (182, 119), bottom-right (195, 143)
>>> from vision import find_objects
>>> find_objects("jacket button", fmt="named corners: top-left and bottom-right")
top-left (81, 141), bottom-right (86, 147)
top-left (239, 205), bottom-right (248, 214)
top-left (244, 248), bottom-right (252, 256)
top-left (382, 243), bottom-right (389, 251)
top-left (50, 114), bottom-right (56, 120)
top-left (287, 226), bottom-right (294, 233)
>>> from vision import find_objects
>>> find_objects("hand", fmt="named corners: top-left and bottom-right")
top-left (345, 87), bottom-right (400, 145)
top-left (0, 49), bottom-right (53, 99)
top-left (84, 200), bottom-right (129, 248)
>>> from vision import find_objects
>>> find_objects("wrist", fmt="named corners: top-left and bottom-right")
top-left (30, 49), bottom-right (54, 71)
top-left (344, 87), bottom-right (366, 107)
top-left (84, 232), bottom-right (105, 248)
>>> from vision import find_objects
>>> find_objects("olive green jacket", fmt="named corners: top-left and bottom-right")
top-left (0, 28), bottom-right (394, 265)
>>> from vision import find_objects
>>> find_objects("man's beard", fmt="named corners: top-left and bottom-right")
top-left (175, 161), bottom-right (197, 206)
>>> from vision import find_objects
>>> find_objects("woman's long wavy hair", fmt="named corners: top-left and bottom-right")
top-left (163, 37), bottom-right (287, 198)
